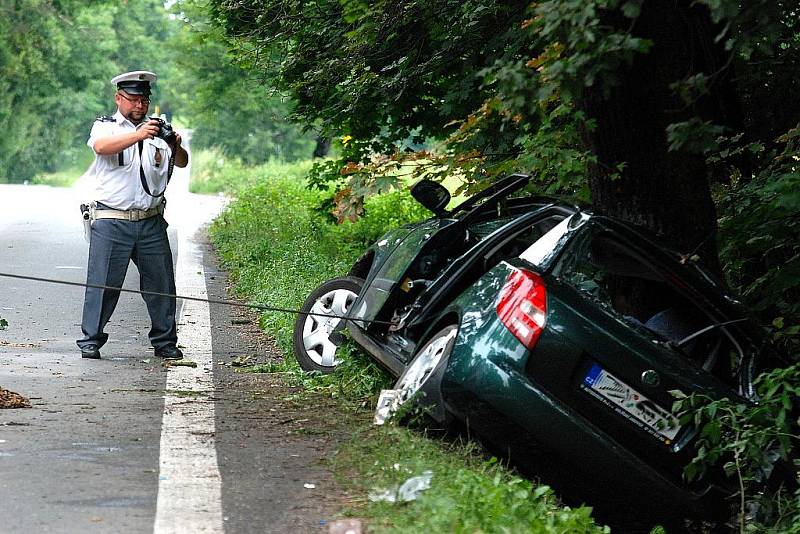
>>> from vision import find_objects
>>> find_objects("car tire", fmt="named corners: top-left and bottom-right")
top-left (392, 324), bottom-right (458, 423)
top-left (293, 276), bottom-right (364, 373)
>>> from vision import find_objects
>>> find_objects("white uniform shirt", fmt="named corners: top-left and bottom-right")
top-left (86, 110), bottom-right (173, 210)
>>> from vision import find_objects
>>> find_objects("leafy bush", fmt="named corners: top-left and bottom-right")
top-left (717, 127), bottom-right (800, 352)
top-left (691, 126), bottom-right (800, 532)
top-left (332, 188), bottom-right (432, 247)
top-left (190, 148), bottom-right (313, 195)
top-left (673, 363), bottom-right (800, 532)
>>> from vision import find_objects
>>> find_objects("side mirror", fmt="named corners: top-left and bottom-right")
top-left (410, 179), bottom-right (450, 217)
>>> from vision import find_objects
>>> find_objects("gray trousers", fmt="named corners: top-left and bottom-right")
top-left (77, 215), bottom-right (177, 350)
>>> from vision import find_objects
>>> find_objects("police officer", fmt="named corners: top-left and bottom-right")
top-left (76, 70), bottom-right (188, 360)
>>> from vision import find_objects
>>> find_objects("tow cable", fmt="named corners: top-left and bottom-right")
top-left (0, 271), bottom-right (393, 326)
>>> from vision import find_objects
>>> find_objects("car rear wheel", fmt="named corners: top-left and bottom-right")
top-left (392, 324), bottom-right (458, 421)
top-left (293, 276), bottom-right (364, 373)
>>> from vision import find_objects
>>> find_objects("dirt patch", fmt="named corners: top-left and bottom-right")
top-left (201, 237), bottom-right (364, 533)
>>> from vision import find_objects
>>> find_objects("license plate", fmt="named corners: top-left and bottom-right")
top-left (582, 364), bottom-right (680, 444)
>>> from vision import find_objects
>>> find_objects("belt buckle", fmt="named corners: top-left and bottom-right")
top-left (130, 209), bottom-right (142, 222)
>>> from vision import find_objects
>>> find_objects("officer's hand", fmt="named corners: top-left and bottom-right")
top-left (138, 119), bottom-right (161, 141)
top-left (171, 132), bottom-right (182, 149)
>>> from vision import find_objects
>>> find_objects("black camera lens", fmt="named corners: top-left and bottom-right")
top-left (149, 116), bottom-right (176, 144)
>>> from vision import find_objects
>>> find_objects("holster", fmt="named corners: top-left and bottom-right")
top-left (79, 203), bottom-right (91, 244)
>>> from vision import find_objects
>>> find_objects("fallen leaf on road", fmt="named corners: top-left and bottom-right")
top-left (162, 360), bottom-right (198, 368)
top-left (0, 341), bottom-right (39, 348)
top-left (231, 355), bottom-right (253, 367)
top-left (0, 387), bottom-right (31, 409)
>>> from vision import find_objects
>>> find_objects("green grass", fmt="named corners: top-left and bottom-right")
top-left (205, 156), bottom-right (613, 532)
top-left (332, 426), bottom-right (607, 533)
top-left (189, 147), bottom-right (313, 195)
top-left (209, 170), bottom-right (358, 355)
top-left (207, 154), bottom-right (430, 359)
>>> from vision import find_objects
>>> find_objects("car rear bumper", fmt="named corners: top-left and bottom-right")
top-left (441, 355), bottom-right (731, 521)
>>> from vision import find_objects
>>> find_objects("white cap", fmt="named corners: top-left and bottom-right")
top-left (110, 71), bottom-right (157, 95)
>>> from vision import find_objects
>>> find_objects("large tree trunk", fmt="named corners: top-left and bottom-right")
top-left (579, 1), bottom-right (738, 276)
top-left (312, 136), bottom-right (331, 158)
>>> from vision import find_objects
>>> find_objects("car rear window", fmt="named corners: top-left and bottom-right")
top-left (556, 228), bottom-right (746, 389)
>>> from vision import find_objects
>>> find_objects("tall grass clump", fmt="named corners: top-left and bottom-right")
top-left (190, 147), bottom-right (313, 195)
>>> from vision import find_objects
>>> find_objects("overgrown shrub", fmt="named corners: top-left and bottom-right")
top-left (717, 126), bottom-right (800, 353)
top-left (673, 363), bottom-right (800, 533)
top-left (190, 148), bottom-right (313, 195)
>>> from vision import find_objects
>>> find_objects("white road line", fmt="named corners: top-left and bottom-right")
top-left (154, 237), bottom-right (223, 534)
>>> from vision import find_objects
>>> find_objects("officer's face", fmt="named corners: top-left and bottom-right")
top-left (116, 91), bottom-right (150, 124)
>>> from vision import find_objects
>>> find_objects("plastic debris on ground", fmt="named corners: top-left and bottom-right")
top-left (327, 518), bottom-right (363, 534)
top-left (373, 389), bottom-right (400, 425)
top-left (368, 470), bottom-right (433, 503)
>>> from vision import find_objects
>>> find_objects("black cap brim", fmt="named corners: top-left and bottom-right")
top-left (117, 81), bottom-right (151, 96)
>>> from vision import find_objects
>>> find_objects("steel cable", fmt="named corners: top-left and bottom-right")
top-left (0, 271), bottom-right (392, 326)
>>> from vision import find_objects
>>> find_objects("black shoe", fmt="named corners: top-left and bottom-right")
top-left (155, 345), bottom-right (183, 360)
top-left (80, 344), bottom-right (101, 359)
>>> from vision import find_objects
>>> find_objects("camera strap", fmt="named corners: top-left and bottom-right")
top-left (137, 140), bottom-right (174, 198)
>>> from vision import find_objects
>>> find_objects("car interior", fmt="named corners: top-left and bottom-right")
top-left (389, 212), bottom-right (569, 335)
top-left (559, 230), bottom-right (746, 388)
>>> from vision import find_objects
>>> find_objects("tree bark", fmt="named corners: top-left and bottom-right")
top-left (579, 1), bottom-right (738, 275)
top-left (312, 136), bottom-right (331, 158)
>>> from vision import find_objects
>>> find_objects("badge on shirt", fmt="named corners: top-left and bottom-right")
top-left (154, 148), bottom-right (163, 168)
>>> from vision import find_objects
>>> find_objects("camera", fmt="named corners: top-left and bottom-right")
top-left (149, 116), bottom-right (177, 144)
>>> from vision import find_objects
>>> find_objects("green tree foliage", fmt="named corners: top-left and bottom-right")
top-left (206, 0), bottom-right (798, 308)
top-left (0, 0), bottom-right (315, 183)
top-left (167, 2), bottom-right (315, 163)
top-left (207, 0), bottom-right (529, 145)
top-left (0, 0), bottom-right (178, 182)
top-left (205, 0), bottom-right (573, 195)
top-left (0, 0), bottom-right (89, 181)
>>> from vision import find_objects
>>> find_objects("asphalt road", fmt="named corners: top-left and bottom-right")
top-left (0, 161), bottom-right (346, 532)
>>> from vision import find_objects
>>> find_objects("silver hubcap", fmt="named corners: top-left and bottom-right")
top-left (395, 325), bottom-right (457, 405)
top-left (302, 287), bottom-right (358, 367)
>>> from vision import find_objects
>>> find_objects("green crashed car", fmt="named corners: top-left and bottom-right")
top-left (293, 174), bottom-right (778, 527)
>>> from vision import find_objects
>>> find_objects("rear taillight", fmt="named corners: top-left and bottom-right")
top-left (496, 269), bottom-right (547, 349)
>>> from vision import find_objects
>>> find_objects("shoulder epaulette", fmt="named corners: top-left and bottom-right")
top-left (95, 115), bottom-right (115, 122)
